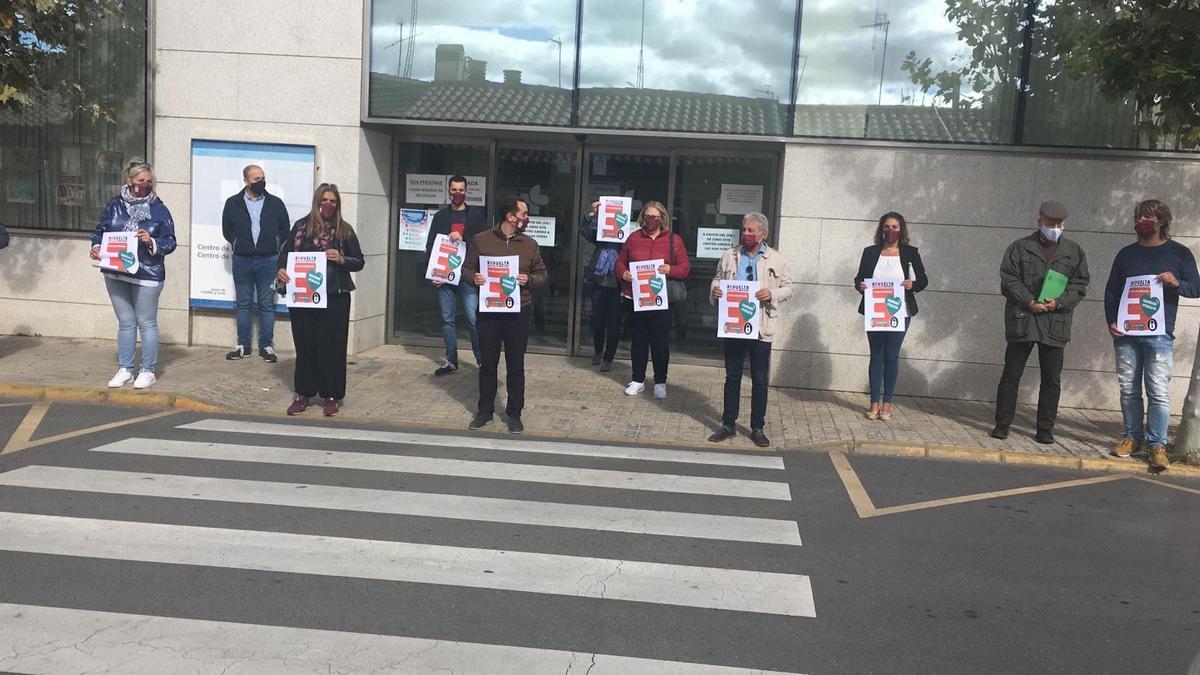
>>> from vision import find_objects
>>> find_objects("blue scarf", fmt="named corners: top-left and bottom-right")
top-left (593, 247), bottom-right (618, 277)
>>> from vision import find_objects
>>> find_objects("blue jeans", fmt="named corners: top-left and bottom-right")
top-left (1114, 335), bottom-right (1174, 448)
top-left (867, 323), bottom-right (909, 403)
top-left (437, 282), bottom-right (480, 366)
top-left (233, 254), bottom-right (277, 350)
top-left (105, 277), bottom-right (162, 373)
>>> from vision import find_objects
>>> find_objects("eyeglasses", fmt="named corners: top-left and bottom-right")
top-left (745, 265), bottom-right (755, 282)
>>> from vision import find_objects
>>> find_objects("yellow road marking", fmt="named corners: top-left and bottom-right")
top-left (1134, 476), bottom-right (1200, 496)
top-left (830, 451), bottom-right (1134, 519)
top-left (1, 408), bottom-right (178, 455)
top-left (2, 402), bottom-right (50, 454)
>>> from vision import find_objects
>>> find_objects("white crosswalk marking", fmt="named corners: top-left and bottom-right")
top-left (0, 512), bottom-right (817, 616)
top-left (89, 437), bottom-right (794, 500)
top-left (178, 418), bottom-right (787, 469)
top-left (0, 466), bottom-right (802, 545)
top-left (0, 603), bottom-right (801, 674)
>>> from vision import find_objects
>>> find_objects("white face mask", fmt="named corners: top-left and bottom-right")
top-left (1040, 225), bottom-right (1063, 243)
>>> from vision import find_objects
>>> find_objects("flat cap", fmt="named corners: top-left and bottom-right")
top-left (1039, 200), bottom-right (1068, 221)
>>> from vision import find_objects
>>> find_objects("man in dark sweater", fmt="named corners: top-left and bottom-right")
top-left (427, 175), bottom-right (488, 375)
top-left (1104, 199), bottom-right (1200, 472)
top-left (992, 201), bottom-right (1090, 444)
top-left (462, 194), bottom-right (548, 434)
top-left (221, 164), bottom-right (291, 363)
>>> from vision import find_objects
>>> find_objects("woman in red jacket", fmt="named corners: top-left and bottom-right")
top-left (614, 200), bottom-right (691, 400)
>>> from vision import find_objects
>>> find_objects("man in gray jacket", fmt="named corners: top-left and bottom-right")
top-left (992, 201), bottom-right (1090, 444)
top-left (707, 212), bottom-right (793, 447)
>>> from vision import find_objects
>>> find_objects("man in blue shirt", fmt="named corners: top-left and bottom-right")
top-left (1104, 199), bottom-right (1200, 472)
top-left (221, 165), bottom-right (292, 363)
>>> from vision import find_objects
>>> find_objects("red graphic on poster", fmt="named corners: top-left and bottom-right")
top-left (723, 286), bottom-right (751, 334)
top-left (292, 259), bottom-right (318, 304)
top-left (1124, 282), bottom-right (1152, 332)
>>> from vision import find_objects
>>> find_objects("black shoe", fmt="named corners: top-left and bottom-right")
top-left (507, 415), bottom-right (524, 434)
top-left (990, 426), bottom-right (1009, 440)
top-left (1034, 431), bottom-right (1055, 444)
top-left (600, 360), bottom-right (613, 372)
top-left (708, 425), bottom-right (736, 442)
top-left (434, 360), bottom-right (458, 376)
top-left (591, 353), bottom-right (603, 366)
top-left (468, 412), bottom-right (493, 430)
top-left (225, 345), bottom-right (249, 360)
top-left (750, 429), bottom-right (771, 448)
top-left (259, 346), bottom-right (278, 363)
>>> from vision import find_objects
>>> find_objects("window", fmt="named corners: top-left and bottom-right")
top-left (0, 2), bottom-right (148, 232)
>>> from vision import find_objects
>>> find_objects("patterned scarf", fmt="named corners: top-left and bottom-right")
top-left (296, 220), bottom-right (337, 251)
top-left (120, 185), bottom-right (156, 232)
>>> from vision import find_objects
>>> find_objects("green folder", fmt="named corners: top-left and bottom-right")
top-left (1038, 269), bottom-right (1069, 302)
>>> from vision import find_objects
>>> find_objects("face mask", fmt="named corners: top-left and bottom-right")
top-left (319, 203), bottom-right (336, 219)
top-left (1135, 218), bottom-right (1158, 238)
top-left (516, 216), bottom-right (529, 233)
top-left (642, 215), bottom-right (663, 233)
top-left (1039, 226), bottom-right (1062, 243)
top-left (741, 233), bottom-right (760, 251)
top-left (132, 183), bottom-right (152, 198)
top-left (248, 179), bottom-right (266, 196)
top-left (882, 229), bottom-right (900, 245)
top-left (449, 193), bottom-right (466, 206)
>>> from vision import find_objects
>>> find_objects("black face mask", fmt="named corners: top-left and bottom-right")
top-left (248, 180), bottom-right (266, 196)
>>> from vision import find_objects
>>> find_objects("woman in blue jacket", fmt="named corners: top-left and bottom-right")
top-left (89, 162), bottom-right (177, 390)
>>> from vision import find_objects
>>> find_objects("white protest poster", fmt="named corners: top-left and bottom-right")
top-left (525, 216), bottom-right (556, 247)
top-left (717, 280), bottom-right (760, 339)
top-left (719, 184), bottom-right (763, 215)
top-left (425, 233), bottom-right (466, 286)
top-left (398, 208), bottom-right (436, 251)
top-left (597, 196), bottom-right (633, 244)
top-left (98, 231), bottom-right (140, 274)
top-left (697, 227), bottom-right (739, 259)
top-left (1117, 274), bottom-right (1166, 336)
top-left (864, 278), bottom-right (907, 332)
top-left (631, 258), bottom-right (668, 312)
top-left (285, 252), bottom-right (328, 309)
top-left (479, 255), bottom-right (521, 313)
top-left (189, 140), bottom-right (314, 312)
top-left (405, 174), bottom-right (446, 204)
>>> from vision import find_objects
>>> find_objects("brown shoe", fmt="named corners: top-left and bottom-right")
top-left (1148, 445), bottom-right (1169, 472)
top-left (322, 398), bottom-right (339, 417)
top-left (286, 396), bottom-right (309, 416)
top-left (1112, 438), bottom-right (1140, 458)
top-left (708, 425), bottom-right (736, 442)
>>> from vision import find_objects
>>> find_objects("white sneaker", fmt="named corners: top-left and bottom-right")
top-left (653, 383), bottom-right (667, 399)
top-left (624, 381), bottom-right (645, 396)
top-left (107, 368), bottom-right (133, 388)
top-left (132, 371), bottom-right (156, 389)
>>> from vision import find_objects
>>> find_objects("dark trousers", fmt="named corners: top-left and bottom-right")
top-left (477, 309), bottom-right (530, 417)
top-left (289, 291), bottom-right (351, 400)
top-left (722, 338), bottom-right (772, 430)
top-left (994, 340), bottom-right (1064, 434)
top-left (591, 284), bottom-right (622, 361)
top-left (625, 298), bottom-right (671, 384)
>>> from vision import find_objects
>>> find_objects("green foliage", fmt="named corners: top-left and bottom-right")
top-left (0, 0), bottom-right (138, 119)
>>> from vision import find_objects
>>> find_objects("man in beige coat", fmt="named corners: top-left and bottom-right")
top-left (707, 212), bottom-right (793, 447)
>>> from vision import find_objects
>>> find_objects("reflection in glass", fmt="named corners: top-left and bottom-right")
top-left (367, 0), bottom-right (576, 125)
top-left (0, 2), bottom-right (147, 231)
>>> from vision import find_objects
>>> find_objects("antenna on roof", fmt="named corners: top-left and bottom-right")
top-left (402, 0), bottom-right (419, 79)
top-left (635, 0), bottom-right (646, 88)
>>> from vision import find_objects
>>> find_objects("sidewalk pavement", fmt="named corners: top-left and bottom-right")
top-left (1, 335), bottom-right (1190, 475)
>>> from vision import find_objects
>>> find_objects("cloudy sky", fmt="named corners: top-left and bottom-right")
top-left (369, 0), bottom-right (1001, 105)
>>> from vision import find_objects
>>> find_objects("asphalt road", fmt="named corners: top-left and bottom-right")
top-left (0, 400), bottom-right (1197, 674)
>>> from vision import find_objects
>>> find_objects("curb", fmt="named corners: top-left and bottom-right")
top-left (2, 382), bottom-right (1198, 477)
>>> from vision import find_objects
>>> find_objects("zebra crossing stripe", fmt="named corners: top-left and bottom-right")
top-left (0, 466), bottom-right (802, 545)
top-left (0, 512), bottom-right (816, 617)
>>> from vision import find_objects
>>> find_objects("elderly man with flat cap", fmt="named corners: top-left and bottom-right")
top-left (991, 200), bottom-right (1090, 444)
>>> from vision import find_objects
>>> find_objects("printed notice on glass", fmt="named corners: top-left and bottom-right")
top-left (425, 234), bottom-right (465, 286)
top-left (717, 280), bottom-right (760, 340)
top-left (479, 255), bottom-right (521, 313)
top-left (525, 216), bottom-right (556, 247)
top-left (285, 252), bottom-right (328, 309)
top-left (631, 258), bottom-right (668, 312)
top-left (697, 227), bottom-right (739, 259)
top-left (98, 231), bottom-right (140, 274)
top-left (597, 196), bottom-right (633, 244)
top-left (398, 208), bottom-right (437, 252)
top-left (718, 183), bottom-right (763, 215)
top-left (1117, 274), bottom-right (1166, 336)
top-left (863, 278), bottom-right (906, 332)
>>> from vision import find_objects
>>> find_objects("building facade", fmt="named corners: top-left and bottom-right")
top-left (1, 0), bottom-right (1197, 411)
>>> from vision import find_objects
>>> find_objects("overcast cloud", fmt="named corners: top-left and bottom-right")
top-left (369, 0), bottom-right (992, 105)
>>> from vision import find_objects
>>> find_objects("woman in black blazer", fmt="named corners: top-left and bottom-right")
top-left (854, 212), bottom-right (929, 421)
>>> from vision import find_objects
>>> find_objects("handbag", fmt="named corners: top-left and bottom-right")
top-left (666, 231), bottom-right (687, 303)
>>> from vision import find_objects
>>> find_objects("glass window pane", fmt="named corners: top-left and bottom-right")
top-left (794, 0), bottom-right (1021, 144)
top-left (576, 0), bottom-right (796, 135)
top-left (0, 2), bottom-right (147, 231)
top-left (368, 0), bottom-right (576, 126)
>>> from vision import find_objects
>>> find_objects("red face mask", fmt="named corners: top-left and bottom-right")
top-left (516, 216), bottom-right (529, 233)
top-left (883, 229), bottom-right (900, 244)
top-left (740, 233), bottom-right (759, 251)
top-left (319, 202), bottom-right (336, 219)
top-left (132, 183), bottom-right (152, 198)
top-left (1135, 218), bottom-right (1157, 238)
top-left (449, 193), bottom-right (466, 206)
top-left (642, 215), bottom-right (663, 233)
